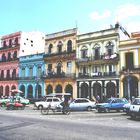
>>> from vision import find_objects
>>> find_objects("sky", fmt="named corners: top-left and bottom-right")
top-left (0, 0), bottom-right (140, 37)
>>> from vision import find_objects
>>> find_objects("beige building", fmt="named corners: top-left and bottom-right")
top-left (43, 28), bottom-right (77, 98)
top-left (119, 31), bottom-right (140, 100)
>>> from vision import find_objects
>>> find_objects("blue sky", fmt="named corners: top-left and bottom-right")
top-left (0, 0), bottom-right (140, 36)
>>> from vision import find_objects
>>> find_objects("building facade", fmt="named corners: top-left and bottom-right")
top-left (0, 32), bottom-right (21, 97)
top-left (43, 28), bottom-right (77, 98)
top-left (119, 31), bottom-right (140, 100)
top-left (76, 26), bottom-right (120, 100)
top-left (18, 53), bottom-right (45, 98)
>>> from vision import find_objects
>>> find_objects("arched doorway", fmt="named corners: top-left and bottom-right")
top-left (0, 86), bottom-right (3, 97)
top-left (65, 84), bottom-right (73, 97)
top-left (5, 86), bottom-right (10, 96)
top-left (55, 85), bottom-right (62, 93)
top-left (27, 85), bottom-right (33, 98)
top-left (36, 85), bottom-right (42, 98)
top-left (93, 82), bottom-right (101, 98)
top-left (106, 82), bottom-right (116, 98)
top-left (20, 85), bottom-right (25, 97)
top-left (81, 83), bottom-right (88, 98)
top-left (46, 85), bottom-right (53, 94)
top-left (123, 76), bottom-right (138, 100)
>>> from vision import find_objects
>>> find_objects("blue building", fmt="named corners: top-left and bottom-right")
top-left (18, 53), bottom-right (45, 98)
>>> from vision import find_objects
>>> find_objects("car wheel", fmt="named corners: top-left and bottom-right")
top-left (87, 106), bottom-right (92, 111)
top-left (105, 108), bottom-right (110, 113)
top-left (131, 113), bottom-right (136, 120)
top-left (97, 108), bottom-right (101, 113)
top-left (38, 105), bottom-right (43, 110)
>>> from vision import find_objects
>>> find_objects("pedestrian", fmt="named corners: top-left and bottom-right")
top-left (96, 95), bottom-right (100, 103)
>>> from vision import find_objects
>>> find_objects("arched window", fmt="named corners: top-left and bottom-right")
top-left (15, 37), bottom-right (18, 45)
top-left (3, 41), bottom-right (7, 48)
top-left (1, 70), bottom-right (4, 79)
top-left (8, 52), bottom-right (12, 61)
top-left (48, 44), bottom-right (53, 54)
top-left (93, 44), bottom-right (100, 60)
top-left (55, 84), bottom-right (62, 93)
top-left (13, 51), bottom-right (17, 59)
top-left (9, 39), bottom-right (12, 47)
top-left (67, 40), bottom-right (72, 53)
top-left (57, 41), bottom-right (63, 53)
top-left (20, 85), bottom-right (25, 97)
top-left (12, 69), bottom-right (16, 78)
top-left (6, 70), bottom-right (10, 79)
top-left (81, 46), bottom-right (88, 58)
top-left (46, 85), bottom-right (53, 94)
top-left (65, 84), bottom-right (73, 97)
top-left (106, 41), bottom-right (114, 56)
top-left (56, 62), bottom-right (62, 75)
top-left (2, 54), bottom-right (6, 62)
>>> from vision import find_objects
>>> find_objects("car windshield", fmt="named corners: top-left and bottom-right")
top-left (132, 99), bottom-right (140, 105)
top-left (104, 98), bottom-right (112, 103)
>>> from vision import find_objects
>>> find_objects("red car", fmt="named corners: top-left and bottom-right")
top-left (6, 101), bottom-right (25, 110)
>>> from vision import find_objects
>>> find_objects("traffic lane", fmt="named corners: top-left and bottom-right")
top-left (0, 113), bottom-right (140, 140)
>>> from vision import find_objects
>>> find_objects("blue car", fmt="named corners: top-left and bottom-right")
top-left (96, 98), bottom-right (128, 113)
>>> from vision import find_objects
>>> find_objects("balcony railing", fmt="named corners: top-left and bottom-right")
top-left (77, 71), bottom-right (118, 79)
top-left (0, 77), bottom-right (18, 81)
top-left (0, 44), bottom-right (20, 50)
top-left (76, 53), bottom-right (119, 64)
top-left (43, 50), bottom-right (76, 58)
top-left (42, 73), bottom-right (76, 79)
top-left (121, 65), bottom-right (140, 74)
top-left (0, 58), bottom-right (19, 63)
top-left (18, 76), bottom-right (36, 80)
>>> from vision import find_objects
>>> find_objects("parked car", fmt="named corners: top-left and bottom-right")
top-left (34, 97), bottom-right (61, 110)
top-left (6, 101), bottom-right (25, 110)
top-left (69, 98), bottom-right (96, 111)
top-left (96, 98), bottom-right (128, 113)
top-left (123, 102), bottom-right (131, 114)
top-left (129, 98), bottom-right (140, 119)
top-left (0, 96), bottom-right (29, 106)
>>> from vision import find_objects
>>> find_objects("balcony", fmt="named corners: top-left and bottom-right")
top-left (44, 50), bottom-right (76, 61)
top-left (76, 53), bottom-right (119, 66)
top-left (0, 77), bottom-right (18, 81)
top-left (77, 71), bottom-right (118, 79)
top-left (42, 72), bottom-right (76, 80)
top-left (18, 76), bottom-right (36, 80)
top-left (0, 58), bottom-right (19, 63)
top-left (121, 65), bottom-right (140, 74)
top-left (0, 44), bottom-right (20, 51)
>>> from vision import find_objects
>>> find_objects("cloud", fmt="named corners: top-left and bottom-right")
top-left (89, 10), bottom-right (111, 20)
top-left (115, 3), bottom-right (140, 21)
top-left (125, 21), bottom-right (140, 33)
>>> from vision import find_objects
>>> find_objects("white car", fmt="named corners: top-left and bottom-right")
top-left (34, 97), bottom-right (61, 110)
top-left (69, 98), bottom-right (96, 111)
top-left (129, 98), bottom-right (140, 119)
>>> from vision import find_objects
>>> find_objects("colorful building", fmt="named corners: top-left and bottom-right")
top-left (43, 28), bottom-right (77, 98)
top-left (76, 25), bottom-right (120, 100)
top-left (119, 31), bottom-right (140, 100)
top-left (0, 32), bottom-right (21, 96)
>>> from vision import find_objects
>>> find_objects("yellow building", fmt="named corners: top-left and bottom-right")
top-left (119, 31), bottom-right (140, 100)
top-left (43, 28), bottom-right (77, 98)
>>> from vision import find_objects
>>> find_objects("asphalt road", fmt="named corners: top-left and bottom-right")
top-left (0, 106), bottom-right (140, 140)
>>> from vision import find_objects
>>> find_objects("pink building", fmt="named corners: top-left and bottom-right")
top-left (0, 32), bottom-right (21, 97)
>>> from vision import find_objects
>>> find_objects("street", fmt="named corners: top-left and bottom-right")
top-left (0, 106), bottom-right (140, 140)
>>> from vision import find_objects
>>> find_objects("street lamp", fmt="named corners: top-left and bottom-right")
top-left (126, 69), bottom-right (131, 102)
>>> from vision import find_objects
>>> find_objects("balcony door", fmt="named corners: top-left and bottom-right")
top-left (125, 52), bottom-right (134, 70)
top-left (57, 63), bottom-right (62, 75)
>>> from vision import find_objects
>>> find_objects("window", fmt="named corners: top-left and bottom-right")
top-left (47, 99), bottom-right (52, 102)
top-left (21, 68), bottom-right (25, 77)
top-left (106, 41), bottom-right (114, 56)
top-left (81, 99), bottom-right (89, 103)
top-left (37, 66), bottom-right (41, 77)
top-left (9, 39), bottom-right (12, 47)
top-left (81, 46), bottom-right (88, 58)
top-left (48, 44), bottom-right (53, 54)
top-left (67, 61), bottom-right (72, 74)
top-left (125, 52), bottom-right (134, 70)
top-left (29, 67), bottom-right (33, 77)
top-left (67, 40), bottom-right (72, 52)
top-left (48, 64), bottom-right (52, 71)
top-left (53, 98), bottom-right (59, 102)
top-left (57, 41), bottom-right (63, 53)
top-left (15, 37), bottom-right (18, 45)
